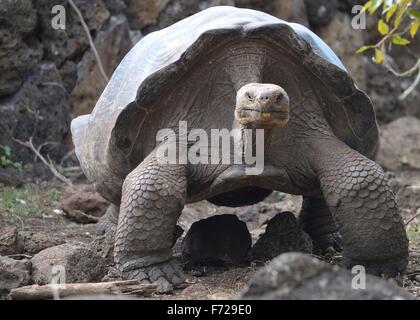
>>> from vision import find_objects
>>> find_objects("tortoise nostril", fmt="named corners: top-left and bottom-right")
top-left (276, 93), bottom-right (284, 103)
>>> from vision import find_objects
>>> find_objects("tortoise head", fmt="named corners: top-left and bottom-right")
top-left (235, 83), bottom-right (289, 128)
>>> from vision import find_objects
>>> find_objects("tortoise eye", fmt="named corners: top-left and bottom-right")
top-left (246, 92), bottom-right (253, 101)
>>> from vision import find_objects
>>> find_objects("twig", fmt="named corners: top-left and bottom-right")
top-left (14, 138), bottom-right (73, 187)
top-left (10, 280), bottom-right (158, 300)
top-left (399, 68), bottom-right (420, 100)
top-left (405, 211), bottom-right (420, 226)
top-left (68, 0), bottom-right (109, 83)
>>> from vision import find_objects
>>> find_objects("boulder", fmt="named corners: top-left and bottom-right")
top-left (316, 11), bottom-right (366, 89)
top-left (70, 15), bottom-right (133, 116)
top-left (272, 0), bottom-right (309, 27)
top-left (60, 184), bottom-right (109, 223)
top-left (0, 0), bottom-right (42, 96)
top-left (103, 0), bottom-right (127, 15)
top-left (18, 231), bottom-right (65, 255)
top-left (0, 227), bottom-right (22, 256)
top-left (35, 0), bottom-right (110, 66)
top-left (182, 214), bottom-right (252, 266)
top-left (366, 62), bottom-right (420, 124)
top-left (31, 244), bottom-right (107, 284)
top-left (0, 256), bottom-right (32, 295)
top-left (377, 117), bottom-right (420, 171)
top-left (249, 212), bottom-right (313, 261)
top-left (124, 0), bottom-right (170, 30)
top-left (0, 39), bottom-right (43, 97)
top-left (304, 0), bottom-right (338, 27)
top-left (238, 253), bottom-right (415, 300)
top-left (0, 62), bottom-right (71, 163)
top-left (59, 60), bottom-right (78, 92)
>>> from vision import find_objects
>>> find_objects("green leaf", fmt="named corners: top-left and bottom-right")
top-left (410, 20), bottom-right (420, 38)
top-left (391, 34), bottom-right (411, 45)
top-left (378, 19), bottom-right (390, 35)
top-left (362, 0), bottom-right (372, 13)
top-left (374, 48), bottom-right (384, 64)
top-left (408, 9), bottom-right (420, 20)
top-left (386, 4), bottom-right (398, 22)
top-left (356, 45), bottom-right (374, 54)
top-left (3, 145), bottom-right (11, 157)
top-left (369, 0), bottom-right (383, 14)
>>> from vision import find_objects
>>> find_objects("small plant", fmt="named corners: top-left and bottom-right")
top-left (0, 144), bottom-right (22, 170)
top-left (357, 0), bottom-right (420, 99)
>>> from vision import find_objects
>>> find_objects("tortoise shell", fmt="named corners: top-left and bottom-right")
top-left (71, 6), bottom-right (378, 203)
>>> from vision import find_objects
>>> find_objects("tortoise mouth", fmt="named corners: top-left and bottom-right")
top-left (236, 108), bottom-right (289, 128)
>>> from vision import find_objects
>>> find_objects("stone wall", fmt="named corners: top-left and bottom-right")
top-left (0, 0), bottom-right (418, 164)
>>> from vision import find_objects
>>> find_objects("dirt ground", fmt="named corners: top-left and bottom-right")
top-left (0, 169), bottom-right (419, 300)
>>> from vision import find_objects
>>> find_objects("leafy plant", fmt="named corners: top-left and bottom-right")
top-left (0, 144), bottom-right (22, 170)
top-left (357, 0), bottom-right (420, 99)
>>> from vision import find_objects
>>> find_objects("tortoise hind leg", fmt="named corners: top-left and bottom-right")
top-left (96, 204), bottom-right (119, 235)
top-left (298, 196), bottom-right (341, 253)
top-left (114, 152), bottom-right (187, 290)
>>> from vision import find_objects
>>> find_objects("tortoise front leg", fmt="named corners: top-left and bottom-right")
top-left (114, 152), bottom-right (187, 289)
top-left (299, 196), bottom-right (341, 252)
top-left (311, 138), bottom-right (408, 276)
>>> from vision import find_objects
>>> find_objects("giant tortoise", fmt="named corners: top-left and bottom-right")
top-left (71, 6), bottom-right (408, 287)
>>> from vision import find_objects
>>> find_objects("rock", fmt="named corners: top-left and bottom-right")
top-left (18, 231), bottom-right (65, 255)
top-left (60, 184), bottom-right (109, 223)
top-left (31, 244), bottom-right (107, 284)
top-left (124, 0), bottom-right (170, 30)
top-left (0, 0), bottom-right (37, 36)
top-left (0, 167), bottom-right (24, 187)
top-left (304, 0), bottom-right (338, 27)
top-left (272, 0), bottom-right (309, 27)
top-left (103, 0), bottom-right (127, 14)
top-left (0, 62), bottom-right (71, 163)
top-left (0, 0), bottom-right (42, 96)
top-left (238, 253), bottom-right (415, 300)
top-left (366, 62), bottom-right (420, 124)
top-left (35, 0), bottom-right (110, 65)
top-left (0, 227), bottom-right (22, 256)
top-left (145, 0), bottom-right (234, 33)
top-left (235, 0), bottom-right (274, 14)
top-left (89, 231), bottom-right (115, 266)
top-left (182, 214), bottom-right (252, 266)
top-left (70, 15), bottom-right (133, 116)
top-left (238, 207), bottom-right (259, 222)
top-left (249, 212), bottom-right (312, 261)
top-left (316, 12), bottom-right (366, 89)
top-left (387, 171), bottom-right (420, 217)
top-left (59, 60), bottom-right (78, 92)
top-left (377, 117), bottom-right (420, 171)
top-left (0, 256), bottom-right (32, 295)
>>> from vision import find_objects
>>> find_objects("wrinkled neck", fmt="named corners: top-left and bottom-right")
top-left (234, 120), bottom-right (274, 156)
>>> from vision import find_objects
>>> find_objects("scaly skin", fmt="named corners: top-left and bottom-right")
top-left (96, 204), bottom-right (119, 235)
top-left (113, 152), bottom-right (187, 289)
top-left (312, 138), bottom-right (408, 276)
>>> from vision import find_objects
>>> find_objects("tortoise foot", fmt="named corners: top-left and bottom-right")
top-left (122, 258), bottom-right (186, 293)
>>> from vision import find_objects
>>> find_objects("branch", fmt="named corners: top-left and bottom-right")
top-left (399, 68), bottom-right (420, 100)
top-left (68, 0), bottom-right (109, 83)
top-left (405, 210), bottom-right (420, 227)
top-left (10, 280), bottom-right (158, 300)
top-left (14, 138), bottom-right (73, 187)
